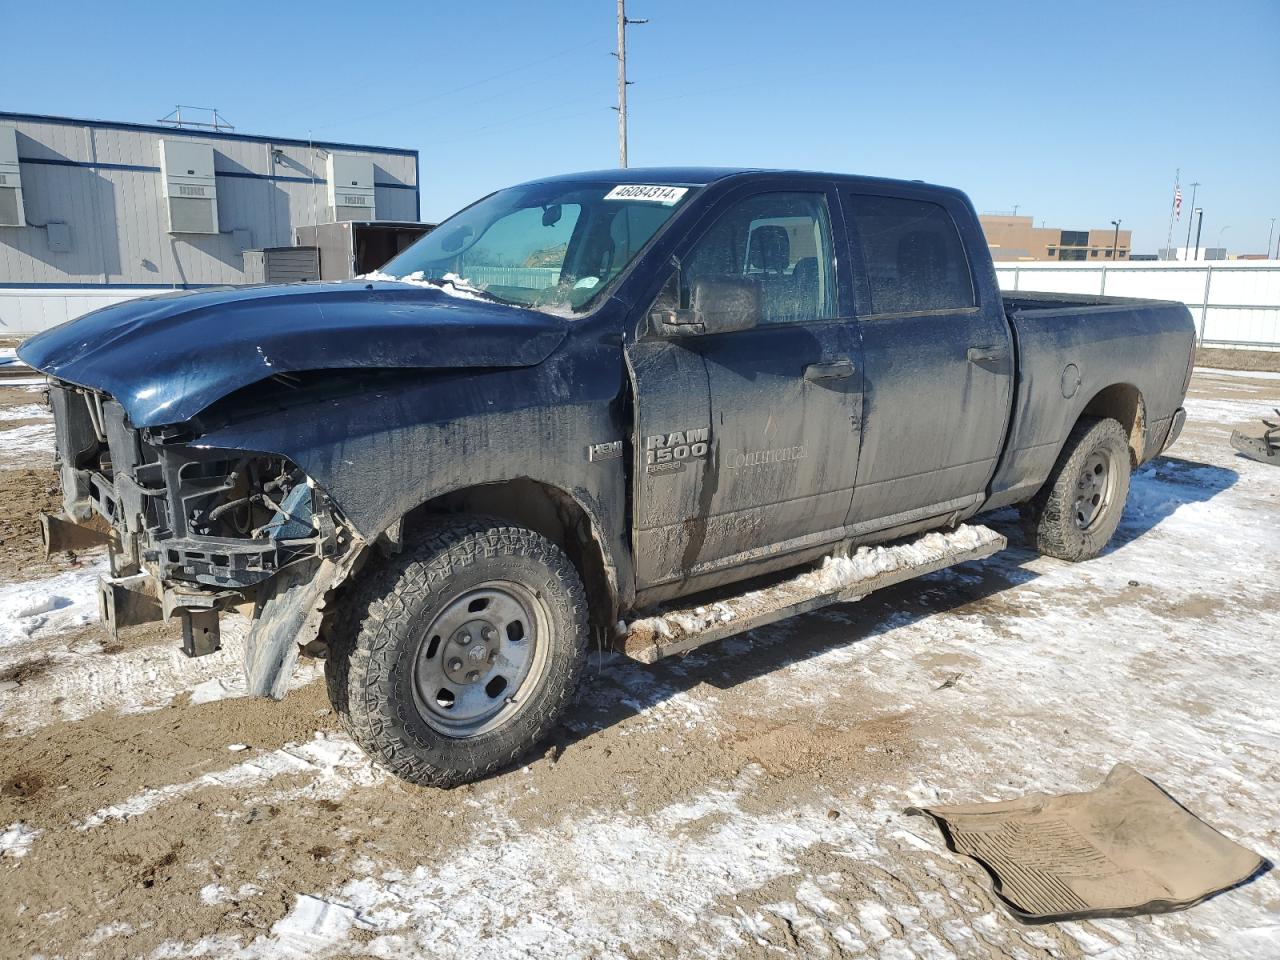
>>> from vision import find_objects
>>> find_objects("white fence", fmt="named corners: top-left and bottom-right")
top-left (995, 261), bottom-right (1280, 350)
top-left (0, 287), bottom-right (168, 336)
top-left (5, 261), bottom-right (1280, 349)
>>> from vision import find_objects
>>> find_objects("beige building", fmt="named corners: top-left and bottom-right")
top-left (980, 214), bottom-right (1131, 262)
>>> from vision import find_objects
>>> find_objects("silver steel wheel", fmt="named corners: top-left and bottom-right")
top-left (410, 580), bottom-right (551, 738)
top-left (1073, 448), bottom-right (1118, 532)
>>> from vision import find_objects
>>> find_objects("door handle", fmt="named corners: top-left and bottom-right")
top-left (967, 346), bottom-right (1008, 368)
top-left (804, 359), bottom-right (856, 381)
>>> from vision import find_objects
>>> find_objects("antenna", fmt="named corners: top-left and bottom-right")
top-left (156, 106), bottom-right (235, 132)
top-left (613, 1), bottom-right (648, 168)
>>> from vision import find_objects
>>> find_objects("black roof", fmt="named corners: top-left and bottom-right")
top-left (524, 166), bottom-right (961, 198)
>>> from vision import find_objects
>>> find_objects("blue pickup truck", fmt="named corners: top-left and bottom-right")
top-left (20, 168), bottom-right (1195, 786)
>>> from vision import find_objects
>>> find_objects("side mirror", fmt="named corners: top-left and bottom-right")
top-left (649, 276), bottom-right (761, 337)
top-left (691, 277), bottom-right (761, 334)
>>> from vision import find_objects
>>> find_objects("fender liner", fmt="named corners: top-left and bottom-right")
top-left (244, 549), bottom-right (365, 698)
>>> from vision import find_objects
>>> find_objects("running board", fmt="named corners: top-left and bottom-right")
top-left (617, 524), bottom-right (1006, 663)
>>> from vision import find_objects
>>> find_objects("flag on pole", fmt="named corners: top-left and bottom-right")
top-left (1174, 184), bottom-right (1183, 219)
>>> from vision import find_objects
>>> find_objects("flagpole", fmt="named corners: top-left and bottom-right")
top-left (1164, 168), bottom-right (1180, 259)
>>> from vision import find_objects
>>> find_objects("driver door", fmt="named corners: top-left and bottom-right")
top-left (626, 185), bottom-right (864, 599)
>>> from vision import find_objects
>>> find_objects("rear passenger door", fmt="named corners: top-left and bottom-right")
top-left (842, 190), bottom-right (1013, 531)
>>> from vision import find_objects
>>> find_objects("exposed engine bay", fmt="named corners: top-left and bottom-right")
top-left (42, 380), bottom-right (350, 658)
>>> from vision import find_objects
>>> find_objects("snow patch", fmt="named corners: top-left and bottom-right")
top-left (79, 732), bottom-right (381, 830)
top-left (0, 558), bottom-right (109, 650)
top-left (0, 420), bottom-right (55, 454)
top-left (1195, 367), bottom-right (1280, 381)
top-left (0, 821), bottom-right (40, 858)
top-left (624, 525), bottom-right (1002, 648)
top-left (0, 403), bottom-right (49, 422)
top-left (359, 270), bottom-right (496, 304)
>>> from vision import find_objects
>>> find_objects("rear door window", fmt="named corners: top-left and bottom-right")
top-left (846, 195), bottom-right (975, 315)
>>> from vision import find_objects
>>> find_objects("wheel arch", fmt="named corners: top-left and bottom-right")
top-left (397, 478), bottom-right (621, 641)
top-left (1078, 382), bottom-right (1146, 464)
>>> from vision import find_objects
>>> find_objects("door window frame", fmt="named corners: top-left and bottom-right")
top-left (633, 178), bottom-right (856, 341)
top-left (837, 184), bottom-right (987, 322)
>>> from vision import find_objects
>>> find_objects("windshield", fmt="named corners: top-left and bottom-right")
top-left (379, 181), bottom-right (696, 313)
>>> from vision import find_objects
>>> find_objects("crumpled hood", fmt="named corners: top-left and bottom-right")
top-left (18, 281), bottom-right (567, 427)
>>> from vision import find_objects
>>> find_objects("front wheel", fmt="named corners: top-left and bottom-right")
top-left (1029, 417), bottom-right (1132, 562)
top-left (326, 516), bottom-right (590, 787)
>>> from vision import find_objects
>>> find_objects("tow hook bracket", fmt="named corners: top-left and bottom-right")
top-left (181, 609), bottom-right (222, 658)
top-left (97, 573), bottom-right (163, 641)
top-left (41, 512), bottom-right (111, 556)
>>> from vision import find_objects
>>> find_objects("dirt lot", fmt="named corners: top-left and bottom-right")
top-left (1196, 347), bottom-right (1280, 374)
top-left (1, 370), bottom-right (1277, 960)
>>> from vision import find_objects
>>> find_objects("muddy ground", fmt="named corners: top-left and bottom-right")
top-left (0, 370), bottom-right (1277, 959)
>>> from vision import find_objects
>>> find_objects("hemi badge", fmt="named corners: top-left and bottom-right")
top-left (588, 440), bottom-right (623, 462)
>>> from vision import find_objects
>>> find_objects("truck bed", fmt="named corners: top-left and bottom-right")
top-left (1002, 291), bottom-right (1178, 315)
top-left (984, 290), bottom-right (1196, 512)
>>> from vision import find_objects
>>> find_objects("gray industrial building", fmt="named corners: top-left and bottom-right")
top-left (0, 111), bottom-right (419, 332)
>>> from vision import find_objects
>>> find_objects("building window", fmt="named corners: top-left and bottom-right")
top-left (1090, 250), bottom-right (1099, 257)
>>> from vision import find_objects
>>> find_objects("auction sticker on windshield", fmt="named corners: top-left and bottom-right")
top-left (604, 185), bottom-right (689, 204)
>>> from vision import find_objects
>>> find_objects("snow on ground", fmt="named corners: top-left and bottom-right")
top-left (0, 555), bottom-right (110, 652)
top-left (0, 420), bottom-right (55, 454)
top-left (0, 822), bottom-right (40, 859)
top-left (1, 371), bottom-right (1278, 959)
top-left (0, 403), bottom-right (47, 422)
top-left (78, 733), bottom-right (381, 830)
top-left (0, 596), bottom-right (322, 734)
top-left (1196, 366), bottom-right (1280, 381)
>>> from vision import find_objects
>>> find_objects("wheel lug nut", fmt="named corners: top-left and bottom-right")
top-left (488, 651), bottom-right (497, 663)
top-left (482, 627), bottom-right (496, 641)
top-left (466, 671), bottom-right (480, 682)
top-left (448, 658), bottom-right (463, 671)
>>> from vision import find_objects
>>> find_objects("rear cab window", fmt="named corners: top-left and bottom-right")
top-left (845, 194), bottom-right (975, 316)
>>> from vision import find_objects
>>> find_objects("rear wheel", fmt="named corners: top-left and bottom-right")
top-left (326, 516), bottom-right (589, 787)
top-left (1029, 417), bottom-right (1131, 562)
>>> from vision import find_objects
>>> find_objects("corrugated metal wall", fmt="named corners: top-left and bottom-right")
top-left (0, 114), bottom-right (418, 289)
top-left (995, 261), bottom-right (1280, 350)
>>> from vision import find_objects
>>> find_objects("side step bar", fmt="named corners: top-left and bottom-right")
top-left (617, 524), bottom-right (1006, 663)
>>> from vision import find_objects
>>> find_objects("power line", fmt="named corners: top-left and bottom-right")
top-left (308, 39), bottom-right (598, 133)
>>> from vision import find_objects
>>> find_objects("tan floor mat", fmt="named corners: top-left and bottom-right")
top-left (907, 764), bottom-right (1268, 923)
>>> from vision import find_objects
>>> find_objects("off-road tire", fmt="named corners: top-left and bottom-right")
top-left (325, 516), bottom-right (589, 787)
top-left (1030, 417), bottom-right (1131, 562)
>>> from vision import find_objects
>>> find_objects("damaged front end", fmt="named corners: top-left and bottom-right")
top-left (42, 380), bottom-right (360, 697)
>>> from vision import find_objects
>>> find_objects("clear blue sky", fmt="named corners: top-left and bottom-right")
top-left (10, 0), bottom-right (1280, 254)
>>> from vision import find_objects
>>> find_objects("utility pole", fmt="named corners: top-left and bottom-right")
top-left (1110, 219), bottom-right (1122, 260)
top-left (1182, 181), bottom-right (1201, 259)
top-left (614, 0), bottom-right (647, 168)
top-left (1268, 218), bottom-right (1276, 260)
top-left (1191, 208), bottom-right (1204, 260)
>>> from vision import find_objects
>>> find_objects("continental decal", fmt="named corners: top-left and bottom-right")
top-left (726, 445), bottom-right (806, 469)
